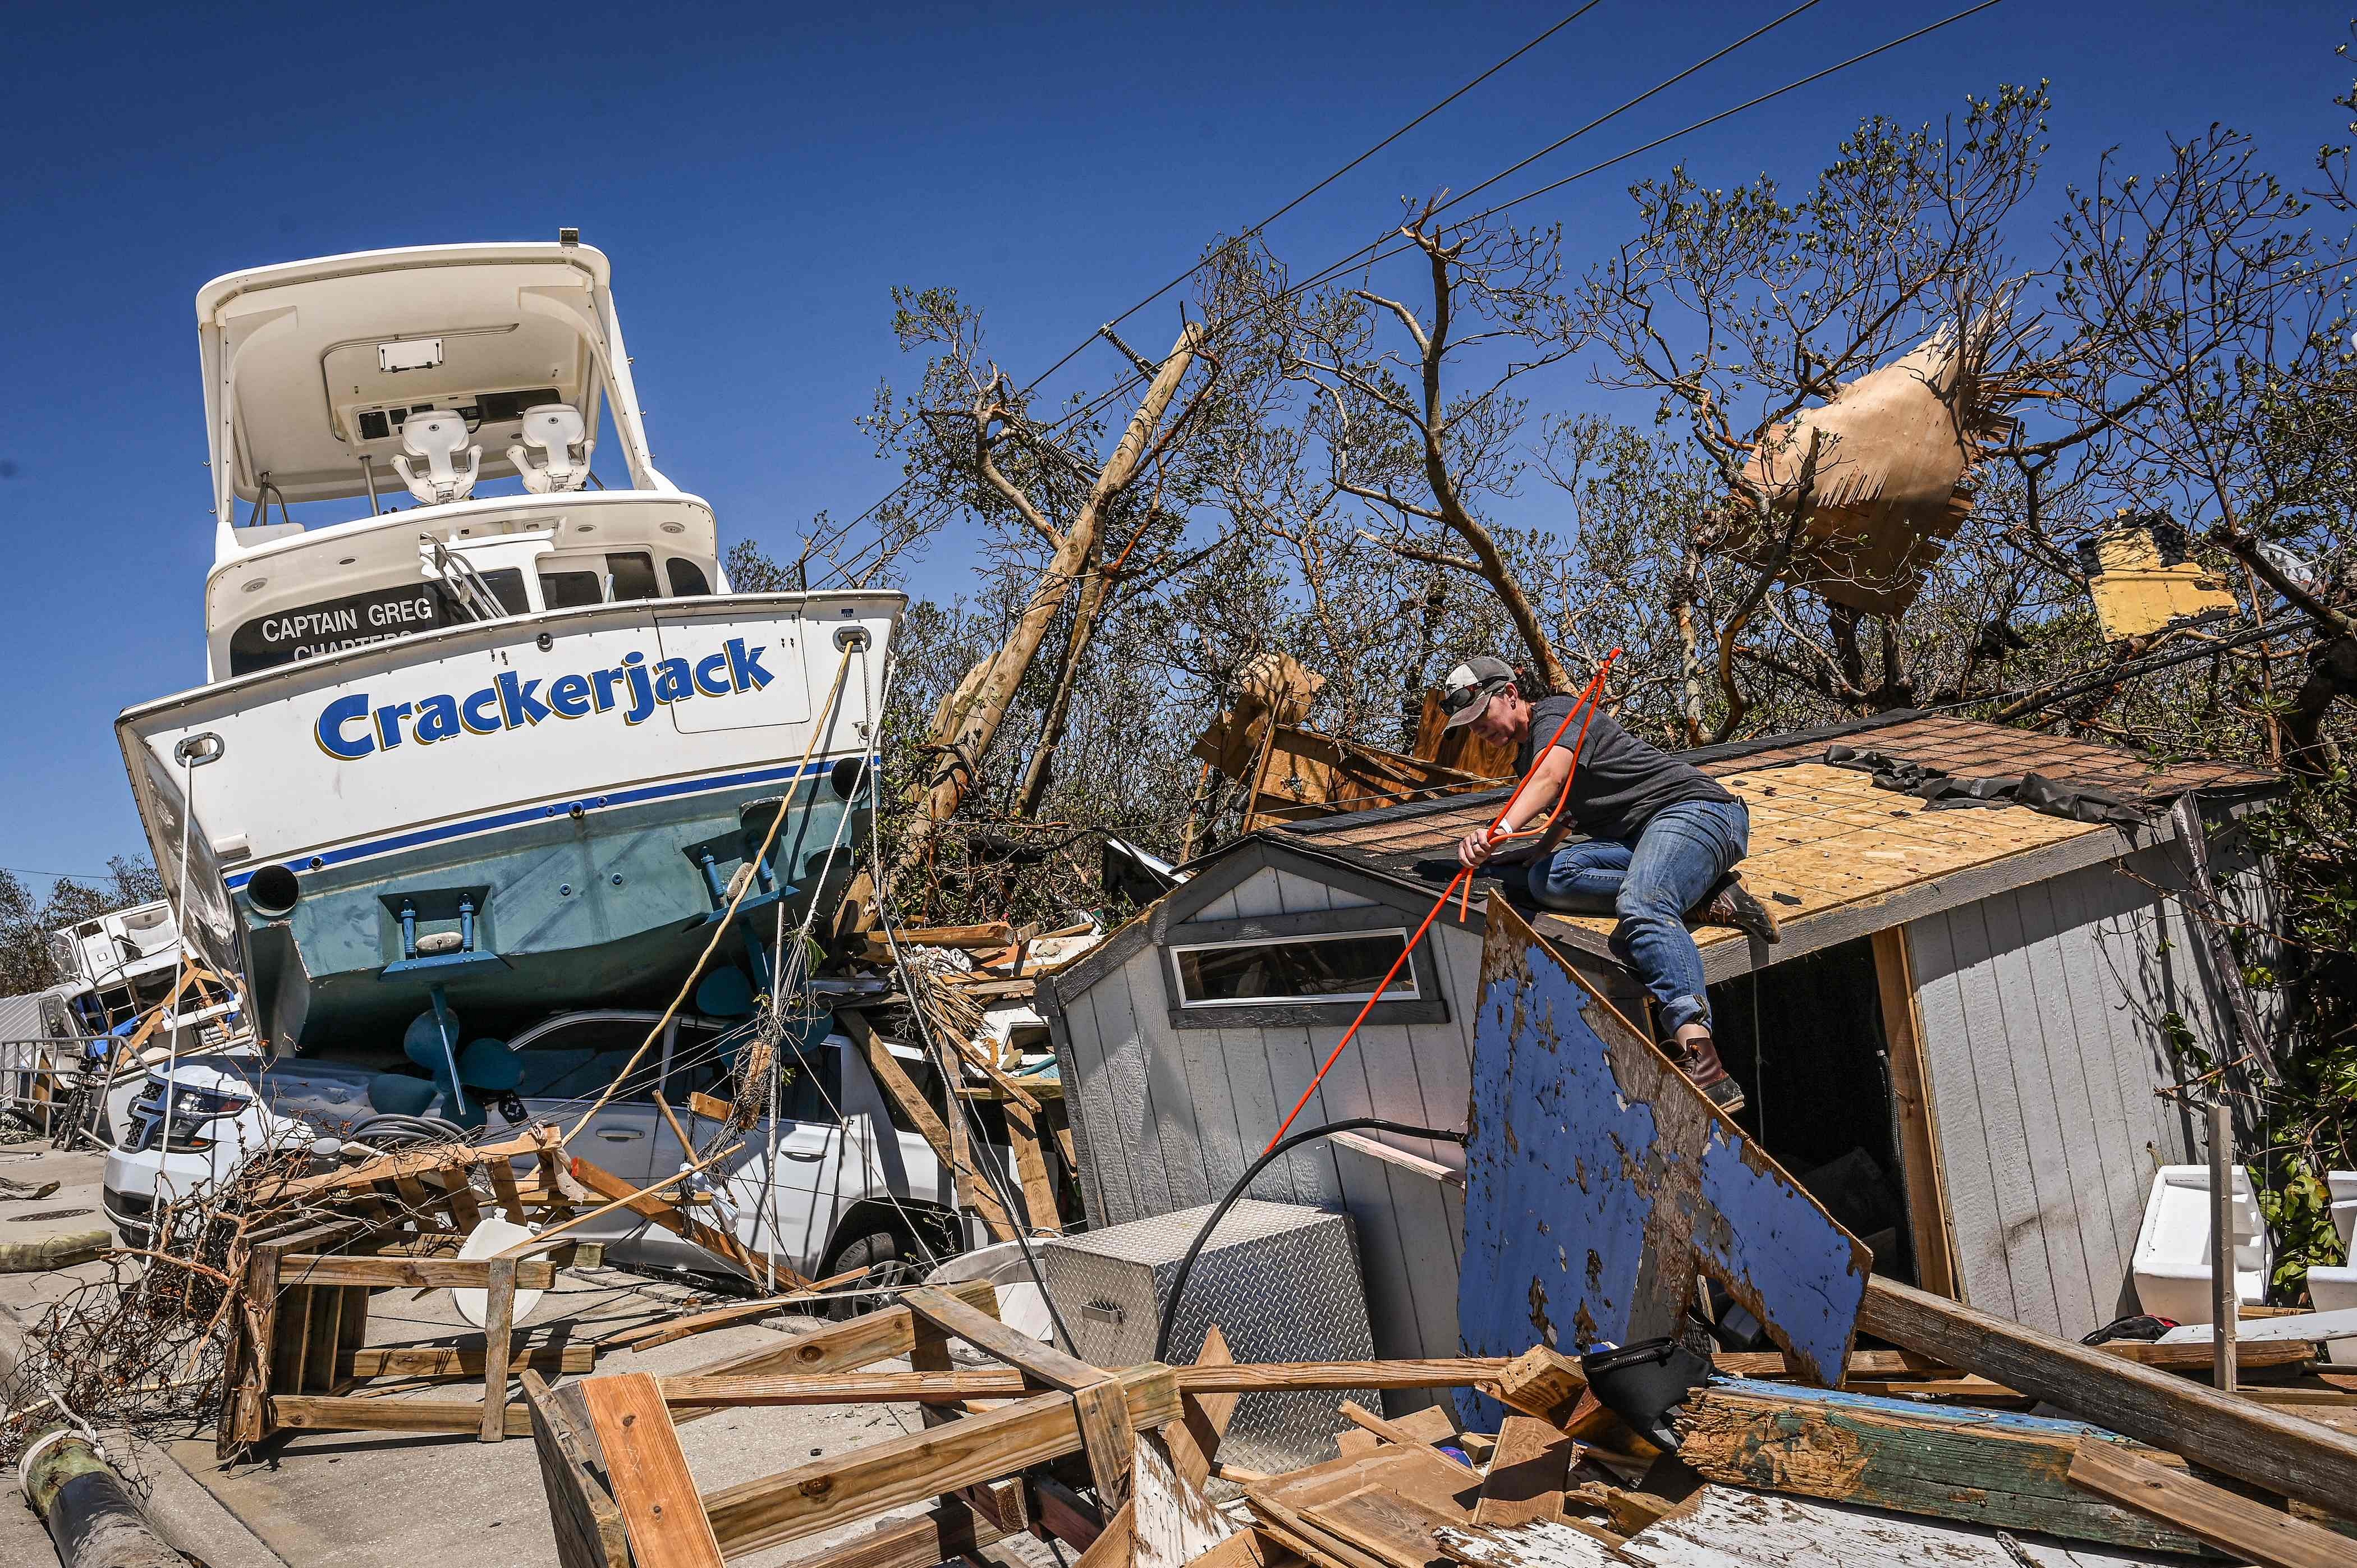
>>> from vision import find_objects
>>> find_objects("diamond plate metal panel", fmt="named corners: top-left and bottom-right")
top-left (1042, 1200), bottom-right (1377, 1472)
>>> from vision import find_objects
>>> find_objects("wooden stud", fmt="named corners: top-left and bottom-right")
top-left (904, 1285), bottom-right (1103, 1392)
top-left (697, 1367), bottom-right (1180, 1560)
top-left (479, 1257), bottom-right (517, 1442)
top-left (1337, 1402), bottom-right (1475, 1475)
top-left (522, 1370), bottom-right (630, 1568)
top-left (1473, 1415), bottom-right (1577, 1527)
top-left (268, 1396), bottom-right (536, 1436)
top-left (276, 1254), bottom-right (557, 1289)
top-left (1872, 925), bottom-right (1959, 1301)
top-left (2069, 1434), bottom-right (2349, 1568)
top-left (841, 1012), bottom-right (1017, 1242)
top-left (1164, 1322), bottom-right (1237, 1493)
top-left (580, 1371), bottom-right (724, 1567)
top-left (1074, 1377), bottom-right (1140, 1509)
top-left (343, 1342), bottom-right (595, 1379)
top-left (1861, 1274), bottom-right (2357, 1525)
top-left (1492, 1345), bottom-right (1585, 1423)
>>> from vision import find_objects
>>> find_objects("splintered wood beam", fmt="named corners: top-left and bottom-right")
top-left (699, 1367), bottom-right (1181, 1559)
top-left (581, 1372), bottom-right (723, 1567)
top-left (1492, 1345), bottom-right (1585, 1422)
top-left (2069, 1435), bottom-right (2351, 1568)
top-left (841, 1012), bottom-right (1017, 1242)
top-left (1861, 1274), bottom-right (2357, 1524)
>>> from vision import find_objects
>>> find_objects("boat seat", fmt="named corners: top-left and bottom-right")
top-left (391, 410), bottom-right (482, 505)
top-left (507, 402), bottom-right (595, 494)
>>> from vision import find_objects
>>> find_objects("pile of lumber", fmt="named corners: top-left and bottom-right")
top-left (524, 1272), bottom-right (2357, 1568)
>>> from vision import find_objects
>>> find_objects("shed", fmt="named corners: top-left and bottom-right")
top-left (1040, 712), bottom-right (2280, 1387)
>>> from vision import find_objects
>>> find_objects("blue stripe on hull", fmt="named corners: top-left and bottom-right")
top-left (224, 754), bottom-right (861, 890)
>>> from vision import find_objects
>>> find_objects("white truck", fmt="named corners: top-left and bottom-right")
top-left (100, 1009), bottom-right (1014, 1288)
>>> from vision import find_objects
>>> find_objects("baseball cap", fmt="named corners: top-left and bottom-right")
top-left (1438, 655), bottom-right (1516, 730)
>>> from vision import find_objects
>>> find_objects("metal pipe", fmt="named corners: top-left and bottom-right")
top-left (360, 452), bottom-right (380, 515)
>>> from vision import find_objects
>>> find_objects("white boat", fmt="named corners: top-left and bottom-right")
top-left (115, 238), bottom-right (899, 1058)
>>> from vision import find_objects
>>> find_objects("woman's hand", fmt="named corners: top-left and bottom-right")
top-left (1457, 827), bottom-right (1497, 870)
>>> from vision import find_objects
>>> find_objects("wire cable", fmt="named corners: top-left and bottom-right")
top-left (816, 1), bottom-right (2003, 590)
top-left (1153, 1117), bottom-right (1468, 1364)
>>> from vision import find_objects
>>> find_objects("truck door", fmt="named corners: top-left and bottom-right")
top-left (659, 1022), bottom-right (847, 1278)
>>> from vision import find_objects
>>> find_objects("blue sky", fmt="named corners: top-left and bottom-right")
top-left (2, 0), bottom-right (2349, 895)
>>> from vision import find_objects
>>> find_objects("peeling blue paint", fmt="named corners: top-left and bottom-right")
top-left (1459, 904), bottom-right (1867, 1399)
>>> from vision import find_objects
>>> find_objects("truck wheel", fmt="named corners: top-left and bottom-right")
top-left (819, 1226), bottom-right (916, 1320)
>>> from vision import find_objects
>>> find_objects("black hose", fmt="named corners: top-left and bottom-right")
top-left (347, 1113), bottom-right (470, 1148)
top-left (1151, 1118), bottom-right (1467, 1365)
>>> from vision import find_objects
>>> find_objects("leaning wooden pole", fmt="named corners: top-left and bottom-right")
top-left (897, 323), bottom-right (1205, 873)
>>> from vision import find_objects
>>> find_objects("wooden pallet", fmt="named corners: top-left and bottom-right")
top-left (523, 1283), bottom-right (1502, 1566)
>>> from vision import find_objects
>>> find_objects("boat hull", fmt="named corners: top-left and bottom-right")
top-left (118, 591), bottom-right (898, 1054)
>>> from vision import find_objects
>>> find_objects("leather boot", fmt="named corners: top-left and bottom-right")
top-left (1673, 1031), bottom-right (1747, 1115)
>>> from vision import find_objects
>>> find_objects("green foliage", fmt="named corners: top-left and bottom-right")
top-left (2251, 1159), bottom-right (2345, 1298)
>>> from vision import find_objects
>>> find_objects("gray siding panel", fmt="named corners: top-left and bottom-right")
top-left (1905, 852), bottom-right (2212, 1340)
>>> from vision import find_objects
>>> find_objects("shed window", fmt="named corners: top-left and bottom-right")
top-left (1171, 930), bottom-right (1413, 1007)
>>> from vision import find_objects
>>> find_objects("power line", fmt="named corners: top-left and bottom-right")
top-left (819, 0), bottom-right (2008, 588)
top-left (796, 2), bottom-right (1613, 576)
top-left (1016, 1), bottom-right (1612, 396)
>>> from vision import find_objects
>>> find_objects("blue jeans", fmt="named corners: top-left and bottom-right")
top-left (1523, 799), bottom-right (1750, 1035)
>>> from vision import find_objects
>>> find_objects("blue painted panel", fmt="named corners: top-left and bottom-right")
top-left (1459, 901), bottom-right (1868, 1390)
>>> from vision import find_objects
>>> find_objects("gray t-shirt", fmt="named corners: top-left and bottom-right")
top-left (1515, 698), bottom-right (1736, 843)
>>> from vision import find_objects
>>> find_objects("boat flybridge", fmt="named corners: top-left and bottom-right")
top-left (116, 238), bottom-right (900, 1059)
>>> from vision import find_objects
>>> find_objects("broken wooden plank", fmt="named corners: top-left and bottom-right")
top-left (904, 1284), bottom-right (1106, 1390)
top-left (1076, 1377), bottom-right (1141, 1509)
top-left (842, 1011), bottom-right (1018, 1242)
top-left (522, 1370), bottom-right (630, 1568)
top-left (1131, 1432), bottom-right (1233, 1568)
top-left (1474, 1415), bottom-right (1577, 1528)
top-left (2067, 1434), bottom-right (2346, 1568)
top-left (1165, 1322), bottom-right (1239, 1493)
top-left (1433, 1519), bottom-right (1621, 1568)
top-left (1492, 1346), bottom-right (1585, 1423)
top-left (1671, 1378), bottom-right (2207, 1552)
top-left (1339, 1402), bottom-right (1475, 1475)
top-left (276, 1255), bottom-right (557, 1290)
top-left (698, 1365), bottom-right (1181, 1558)
top-left (1462, 901), bottom-right (1867, 1391)
top-left (268, 1395), bottom-right (534, 1436)
top-left (344, 1342), bottom-right (595, 1378)
top-left (581, 1371), bottom-right (724, 1567)
top-left (1861, 1274), bottom-right (2357, 1524)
